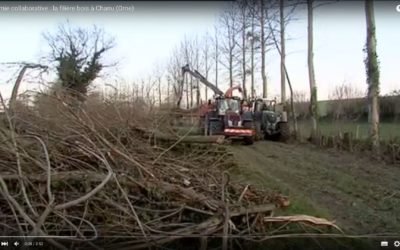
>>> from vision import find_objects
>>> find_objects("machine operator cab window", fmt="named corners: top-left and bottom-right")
top-left (255, 98), bottom-right (276, 112)
top-left (217, 97), bottom-right (240, 115)
top-left (228, 98), bottom-right (240, 113)
top-left (253, 99), bottom-right (265, 112)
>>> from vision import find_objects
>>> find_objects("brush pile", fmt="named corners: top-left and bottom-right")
top-left (0, 94), bottom-right (287, 249)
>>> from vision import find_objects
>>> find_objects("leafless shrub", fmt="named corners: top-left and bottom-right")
top-left (328, 83), bottom-right (366, 120)
top-left (291, 90), bottom-right (309, 119)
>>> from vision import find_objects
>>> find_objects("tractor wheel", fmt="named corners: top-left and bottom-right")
top-left (243, 136), bottom-right (254, 145)
top-left (243, 121), bottom-right (258, 142)
top-left (200, 117), bottom-right (207, 135)
top-left (277, 122), bottom-right (290, 142)
top-left (254, 121), bottom-right (262, 141)
top-left (208, 120), bottom-right (222, 135)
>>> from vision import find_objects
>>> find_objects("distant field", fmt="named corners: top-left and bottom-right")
top-left (297, 120), bottom-right (400, 140)
top-left (174, 118), bottom-right (399, 141)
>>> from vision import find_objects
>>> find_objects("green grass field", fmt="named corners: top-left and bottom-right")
top-left (297, 120), bottom-right (400, 141)
top-left (174, 118), bottom-right (399, 141)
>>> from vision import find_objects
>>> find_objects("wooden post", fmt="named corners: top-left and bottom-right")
top-left (334, 135), bottom-right (339, 149)
top-left (343, 132), bottom-right (353, 152)
top-left (355, 125), bottom-right (359, 140)
top-left (321, 135), bottom-right (326, 147)
top-left (327, 136), bottom-right (334, 147)
top-left (200, 237), bottom-right (208, 250)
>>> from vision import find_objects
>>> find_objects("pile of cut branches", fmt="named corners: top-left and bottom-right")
top-left (0, 94), bottom-right (337, 249)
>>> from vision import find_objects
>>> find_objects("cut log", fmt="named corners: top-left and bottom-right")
top-left (152, 134), bottom-right (225, 144)
top-left (129, 126), bottom-right (224, 144)
top-left (230, 203), bottom-right (276, 217)
top-left (263, 215), bottom-right (342, 232)
top-left (144, 180), bottom-right (224, 211)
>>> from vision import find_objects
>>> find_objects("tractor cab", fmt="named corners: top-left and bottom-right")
top-left (215, 96), bottom-right (241, 116)
top-left (252, 98), bottom-right (266, 112)
top-left (252, 98), bottom-right (279, 112)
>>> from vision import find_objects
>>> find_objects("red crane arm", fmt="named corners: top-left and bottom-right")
top-left (224, 85), bottom-right (242, 98)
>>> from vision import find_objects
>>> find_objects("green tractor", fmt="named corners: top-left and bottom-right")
top-left (252, 98), bottom-right (290, 142)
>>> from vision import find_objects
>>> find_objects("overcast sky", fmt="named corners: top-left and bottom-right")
top-left (0, 1), bottom-right (399, 102)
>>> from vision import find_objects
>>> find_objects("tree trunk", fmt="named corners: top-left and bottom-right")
top-left (229, 23), bottom-right (234, 89)
top-left (364, 0), bottom-right (380, 152)
top-left (266, 9), bottom-right (298, 139)
top-left (9, 66), bottom-right (28, 114)
top-left (141, 81), bottom-right (145, 99)
top-left (190, 76), bottom-right (193, 108)
top-left (9, 63), bottom-right (47, 114)
top-left (251, 11), bottom-right (255, 98)
top-left (158, 77), bottom-right (162, 106)
top-left (185, 74), bottom-right (189, 109)
top-left (215, 26), bottom-right (219, 89)
top-left (229, 53), bottom-right (233, 88)
top-left (280, 0), bottom-right (286, 104)
top-left (241, 6), bottom-right (247, 99)
top-left (307, 0), bottom-right (318, 139)
top-left (205, 37), bottom-right (209, 101)
top-left (196, 40), bottom-right (200, 106)
top-left (167, 79), bottom-right (170, 104)
top-left (260, 0), bottom-right (267, 98)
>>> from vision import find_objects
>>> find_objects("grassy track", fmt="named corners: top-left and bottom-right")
top-left (229, 141), bottom-right (400, 235)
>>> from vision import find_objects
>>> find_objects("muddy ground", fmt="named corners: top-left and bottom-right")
top-left (229, 141), bottom-right (400, 235)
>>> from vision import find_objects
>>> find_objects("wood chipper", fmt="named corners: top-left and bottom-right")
top-left (181, 65), bottom-right (256, 145)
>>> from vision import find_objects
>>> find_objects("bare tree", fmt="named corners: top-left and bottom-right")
top-left (166, 46), bottom-right (184, 107)
top-left (219, 4), bottom-right (239, 88)
top-left (260, 0), bottom-right (268, 98)
top-left (214, 25), bottom-right (219, 89)
top-left (245, 1), bottom-right (260, 99)
top-left (329, 83), bottom-right (364, 101)
top-left (280, 0), bottom-right (286, 104)
top-left (238, 0), bottom-right (248, 98)
top-left (194, 36), bottom-right (201, 106)
top-left (8, 62), bottom-right (48, 114)
top-left (307, 0), bottom-right (318, 139)
top-left (181, 36), bottom-right (194, 108)
top-left (166, 76), bottom-right (170, 104)
top-left (364, 0), bottom-right (380, 152)
top-left (293, 90), bottom-right (309, 103)
top-left (202, 33), bottom-right (212, 101)
top-left (328, 83), bottom-right (365, 119)
top-left (266, 5), bottom-right (298, 138)
top-left (185, 71), bottom-right (190, 109)
top-left (153, 63), bottom-right (164, 106)
top-left (149, 77), bottom-right (157, 109)
top-left (249, 11), bottom-right (256, 98)
top-left (291, 90), bottom-right (309, 119)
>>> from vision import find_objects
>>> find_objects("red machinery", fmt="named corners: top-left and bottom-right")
top-left (181, 65), bottom-right (255, 144)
